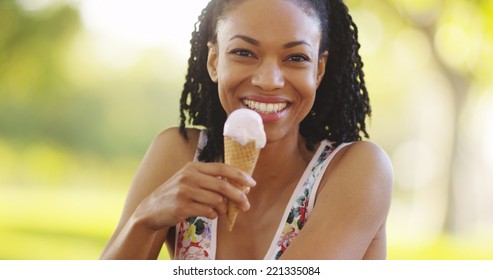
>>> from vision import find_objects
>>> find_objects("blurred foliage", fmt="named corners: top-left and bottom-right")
top-left (0, 0), bottom-right (182, 160)
top-left (1, 0), bottom-right (493, 259)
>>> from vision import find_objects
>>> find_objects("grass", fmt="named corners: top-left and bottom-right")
top-left (1, 186), bottom-right (492, 260)
top-left (388, 234), bottom-right (493, 260)
top-left (0, 186), bottom-right (123, 259)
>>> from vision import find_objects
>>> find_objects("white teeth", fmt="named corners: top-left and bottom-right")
top-left (243, 99), bottom-right (287, 114)
top-left (259, 103), bottom-right (267, 112)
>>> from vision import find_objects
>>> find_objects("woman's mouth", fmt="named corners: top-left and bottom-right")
top-left (242, 98), bottom-right (290, 122)
top-left (242, 99), bottom-right (288, 114)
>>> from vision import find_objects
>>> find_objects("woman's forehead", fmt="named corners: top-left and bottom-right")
top-left (216, 0), bottom-right (321, 45)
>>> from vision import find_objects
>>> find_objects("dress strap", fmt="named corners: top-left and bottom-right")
top-left (307, 142), bottom-right (354, 212)
top-left (193, 130), bottom-right (208, 161)
top-left (263, 141), bottom-right (353, 259)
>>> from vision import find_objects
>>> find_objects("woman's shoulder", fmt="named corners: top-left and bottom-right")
top-left (134, 127), bottom-right (202, 182)
top-left (124, 127), bottom-right (201, 200)
top-left (343, 141), bottom-right (392, 173)
top-left (152, 127), bottom-right (201, 160)
top-left (155, 126), bottom-right (201, 144)
top-left (339, 140), bottom-right (390, 159)
top-left (334, 140), bottom-right (393, 183)
top-left (322, 140), bottom-right (393, 199)
top-left (150, 127), bottom-right (203, 160)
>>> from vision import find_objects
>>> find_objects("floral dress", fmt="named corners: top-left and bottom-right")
top-left (269, 144), bottom-right (333, 259)
top-left (174, 131), bottom-right (352, 260)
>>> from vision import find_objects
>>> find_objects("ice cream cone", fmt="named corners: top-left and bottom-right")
top-left (224, 136), bottom-right (261, 232)
top-left (223, 108), bottom-right (266, 232)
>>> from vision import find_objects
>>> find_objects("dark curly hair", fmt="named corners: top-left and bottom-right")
top-left (179, 0), bottom-right (370, 162)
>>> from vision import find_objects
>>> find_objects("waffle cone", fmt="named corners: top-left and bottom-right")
top-left (224, 136), bottom-right (260, 232)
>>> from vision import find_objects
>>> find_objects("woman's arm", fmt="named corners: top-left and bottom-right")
top-left (100, 128), bottom-right (196, 259)
top-left (279, 141), bottom-right (394, 259)
top-left (100, 128), bottom-right (256, 259)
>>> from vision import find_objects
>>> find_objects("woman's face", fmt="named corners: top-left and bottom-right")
top-left (207, 0), bottom-right (327, 143)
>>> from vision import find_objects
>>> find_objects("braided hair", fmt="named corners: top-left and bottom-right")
top-left (179, 0), bottom-right (370, 162)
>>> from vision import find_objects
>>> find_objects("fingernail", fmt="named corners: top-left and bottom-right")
top-left (242, 201), bottom-right (250, 211)
top-left (241, 194), bottom-right (250, 211)
top-left (246, 176), bottom-right (256, 186)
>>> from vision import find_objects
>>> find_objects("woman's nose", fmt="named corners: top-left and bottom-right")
top-left (251, 59), bottom-right (285, 91)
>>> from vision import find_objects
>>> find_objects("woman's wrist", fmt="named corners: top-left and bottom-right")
top-left (131, 199), bottom-right (172, 232)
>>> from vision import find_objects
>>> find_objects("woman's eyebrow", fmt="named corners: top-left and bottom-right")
top-left (229, 35), bottom-right (312, 49)
top-left (229, 35), bottom-right (259, 45)
top-left (283, 40), bottom-right (312, 49)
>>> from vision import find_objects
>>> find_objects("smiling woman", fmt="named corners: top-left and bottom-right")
top-left (99, 0), bottom-right (393, 260)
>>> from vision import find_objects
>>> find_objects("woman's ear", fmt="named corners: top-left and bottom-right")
top-left (207, 42), bottom-right (218, 83)
top-left (316, 51), bottom-right (328, 87)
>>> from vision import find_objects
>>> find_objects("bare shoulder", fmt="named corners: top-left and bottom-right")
top-left (321, 140), bottom-right (394, 217)
top-left (343, 141), bottom-right (392, 175)
top-left (328, 141), bottom-right (393, 185)
top-left (147, 127), bottom-right (201, 167)
top-left (153, 127), bottom-right (200, 155)
top-left (327, 141), bottom-right (393, 201)
top-left (132, 127), bottom-right (202, 188)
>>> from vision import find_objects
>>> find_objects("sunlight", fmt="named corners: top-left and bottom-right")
top-left (479, 92), bottom-right (493, 170)
top-left (79, 0), bottom-right (209, 52)
top-left (351, 9), bottom-right (384, 55)
top-left (16, 0), bottom-right (55, 11)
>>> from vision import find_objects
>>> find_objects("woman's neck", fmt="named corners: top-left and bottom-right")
top-left (252, 131), bottom-right (315, 192)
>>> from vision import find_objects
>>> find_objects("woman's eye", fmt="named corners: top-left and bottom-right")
top-left (287, 54), bottom-right (310, 63)
top-left (232, 49), bottom-right (254, 57)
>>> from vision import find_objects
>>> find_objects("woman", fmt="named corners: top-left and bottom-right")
top-left (101, 0), bottom-right (393, 260)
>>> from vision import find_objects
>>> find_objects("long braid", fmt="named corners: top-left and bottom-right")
top-left (349, 17), bottom-right (371, 138)
top-left (179, 0), bottom-right (227, 162)
top-left (301, 0), bottom-right (370, 149)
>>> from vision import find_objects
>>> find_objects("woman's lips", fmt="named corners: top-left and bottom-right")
top-left (242, 97), bottom-right (290, 122)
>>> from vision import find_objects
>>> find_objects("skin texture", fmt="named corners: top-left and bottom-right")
top-left (100, 0), bottom-right (393, 260)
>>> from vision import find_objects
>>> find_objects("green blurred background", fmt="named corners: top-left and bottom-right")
top-left (1, 0), bottom-right (492, 260)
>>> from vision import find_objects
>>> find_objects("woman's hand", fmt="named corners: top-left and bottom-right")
top-left (100, 128), bottom-right (254, 259)
top-left (133, 161), bottom-right (256, 231)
